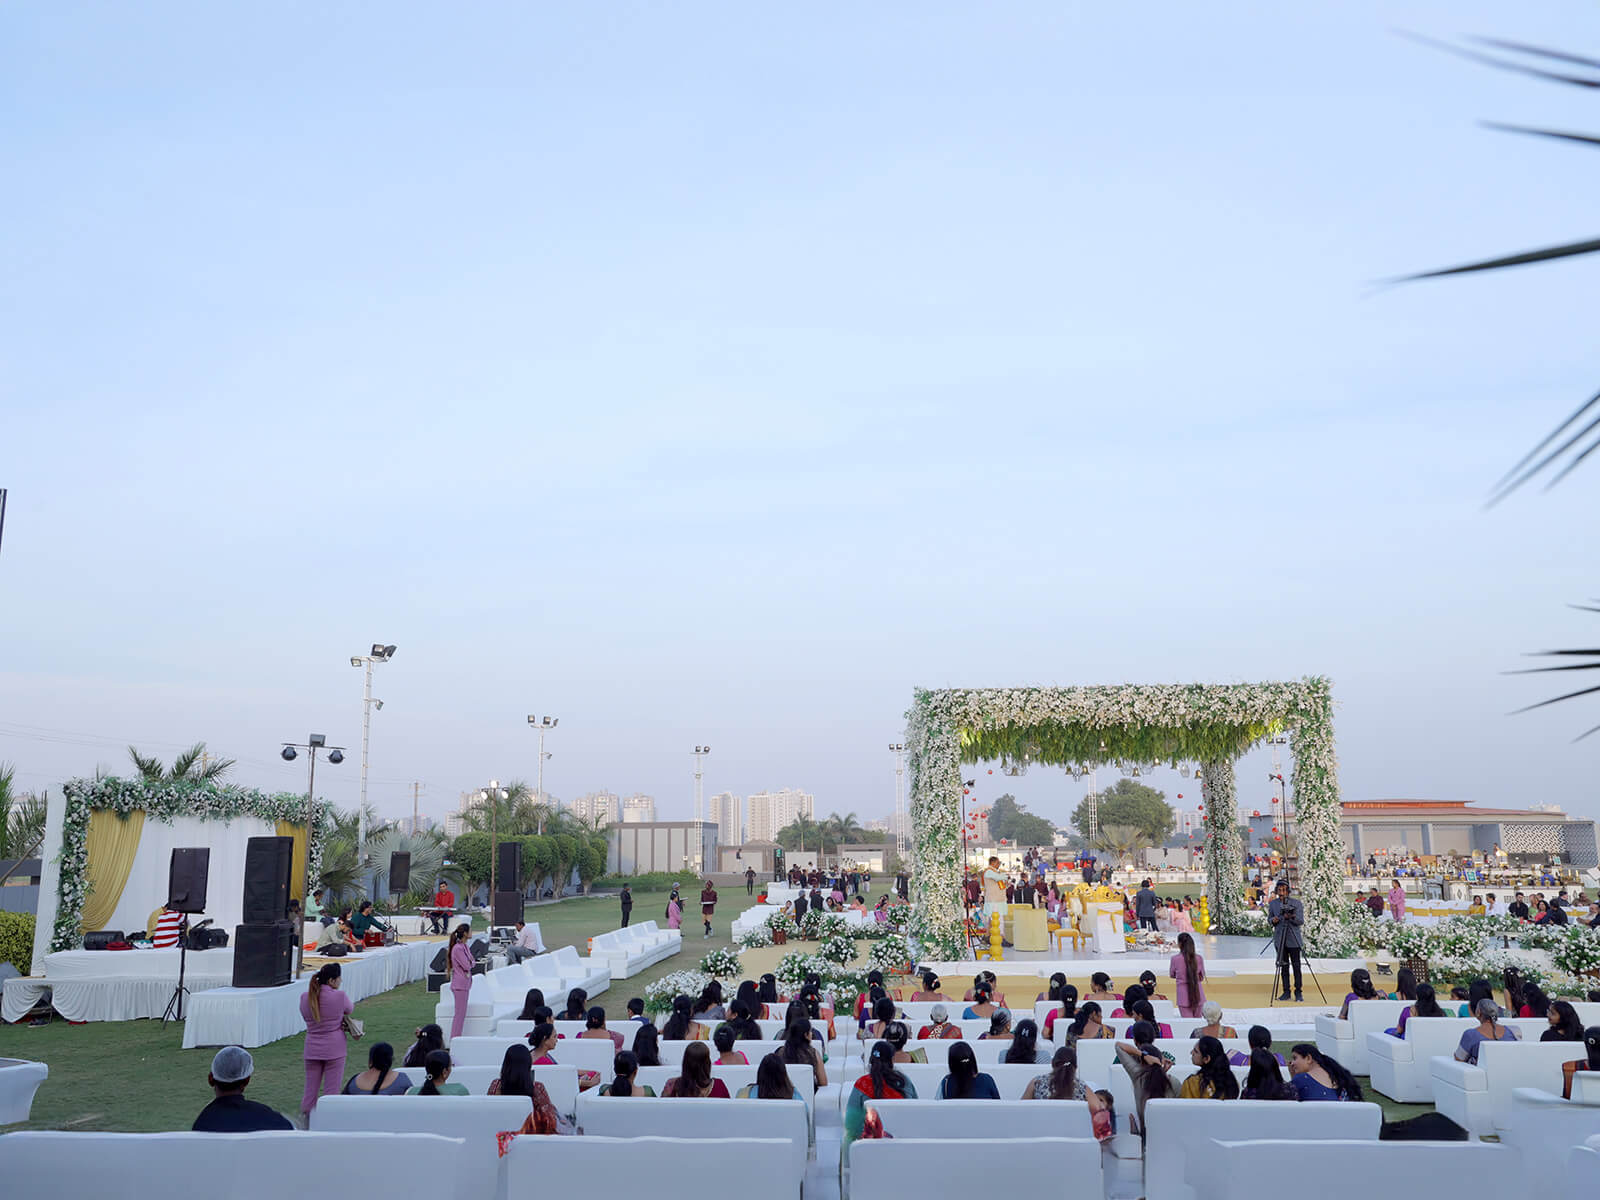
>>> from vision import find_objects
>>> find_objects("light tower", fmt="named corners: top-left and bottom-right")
top-left (692, 746), bottom-right (711, 874)
top-left (350, 643), bottom-right (396, 888)
top-left (527, 715), bottom-right (559, 834)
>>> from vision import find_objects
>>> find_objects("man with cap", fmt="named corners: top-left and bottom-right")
top-left (193, 1046), bottom-right (294, 1132)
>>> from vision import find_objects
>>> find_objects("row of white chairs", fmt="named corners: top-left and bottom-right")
top-left (1317, 999), bottom-right (1600, 1076)
top-left (588, 921), bottom-right (681, 979)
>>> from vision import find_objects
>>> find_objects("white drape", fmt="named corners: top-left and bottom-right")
top-left (107, 815), bottom-right (276, 939)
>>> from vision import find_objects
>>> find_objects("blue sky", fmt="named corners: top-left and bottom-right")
top-left (3, 2), bottom-right (1598, 831)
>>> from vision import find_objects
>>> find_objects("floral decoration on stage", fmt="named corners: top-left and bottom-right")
top-left (52, 776), bottom-right (333, 953)
top-left (906, 678), bottom-right (1342, 958)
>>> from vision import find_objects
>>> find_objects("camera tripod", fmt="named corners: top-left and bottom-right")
top-left (1261, 935), bottom-right (1327, 1007)
top-left (161, 915), bottom-right (192, 1025)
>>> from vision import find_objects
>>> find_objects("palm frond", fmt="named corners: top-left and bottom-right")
top-left (169, 744), bottom-right (203, 779)
top-left (1470, 37), bottom-right (1600, 71)
top-left (1396, 30), bottom-right (1600, 88)
top-left (128, 746), bottom-right (167, 781)
top-left (1481, 121), bottom-right (1600, 149)
top-left (1392, 236), bottom-right (1600, 283)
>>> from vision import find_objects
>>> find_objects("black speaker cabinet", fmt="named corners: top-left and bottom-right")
top-left (496, 842), bottom-right (522, 892)
top-left (389, 851), bottom-right (411, 893)
top-left (232, 921), bottom-right (295, 988)
top-left (167, 848), bottom-right (211, 913)
top-left (241, 836), bottom-right (294, 924)
top-left (493, 890), bottom-right (523, 925)
top-left (83, 930), bottom-right (124, 951)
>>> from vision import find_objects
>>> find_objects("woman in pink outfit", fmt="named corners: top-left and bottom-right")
top-left (447, 924), bottom-right (474, 1040)
top-left (299, 962), bottom-right (353, 1119)
top-left (1167, 931), bottom-right (1207, 1019)
top-left (1388, 880), bottom-right (1406, 922)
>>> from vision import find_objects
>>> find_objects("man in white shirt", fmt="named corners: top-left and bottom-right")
top-left (981, 856), bottom-right (1008, 923)
top-left (506, 920), bottom-right (543, 963)
top-left (1486, 892), bottom-right (1507, 917)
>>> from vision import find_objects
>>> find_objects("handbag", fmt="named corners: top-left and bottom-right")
top-left (342, 1014), bottom-right (365, 1040)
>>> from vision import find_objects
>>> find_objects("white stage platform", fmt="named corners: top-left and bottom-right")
top-left (2, 948), bottom-right (237, 1023)
top-left (182, 941), bottom-right (434, 1048)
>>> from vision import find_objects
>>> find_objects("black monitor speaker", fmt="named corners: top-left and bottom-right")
top-left (83, 930), bottom-right (124, 951)
top-left (493, 890), bottom-right (522, 925)
top-left (389, 851), bottom-right (411, 893)
top-left (167, 848), bottom-right (211, 913)
top-left (231, 921), bottom-right (295, 988)
top-left (497, 842), bottom-right (522, 892)
top-left (241, 836), bottom-right (294, 924)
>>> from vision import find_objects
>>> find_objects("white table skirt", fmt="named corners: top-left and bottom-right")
top-left (39, 947), bottom-right (235, 980)
top-left (2, 948), bottom-right (239, 1023)
top-left (182, 941), bottom-right (433, 1048)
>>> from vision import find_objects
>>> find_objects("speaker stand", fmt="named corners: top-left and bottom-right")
top-left (161, 917), bottom-right (191, 1025)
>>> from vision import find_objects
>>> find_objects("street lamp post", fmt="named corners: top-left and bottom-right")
top-left (281, 734), bottom-right (345, 978)
top-left (526, 715), bottom-right (558, 834)
top-left (692, 745), bottom-right (711, 872)
top-left (479, 779), bottom-right (509, 904)
top-left (350, 643), bottom-right (396, 891)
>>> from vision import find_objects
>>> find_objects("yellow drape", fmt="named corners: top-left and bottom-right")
top-left (276, 820), bottom-right (308, 904)
top-left (81, 809), bottom-right (146, 934)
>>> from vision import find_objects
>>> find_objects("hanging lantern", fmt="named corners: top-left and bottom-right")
top-left (1252, 810), bottom-right (1260, 818)
top-left (987, 769), bottom-right (993, 775)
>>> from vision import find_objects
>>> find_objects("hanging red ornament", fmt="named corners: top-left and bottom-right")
top-left (1272, 826), bottom-right (1278, 832)
top-left (987, 769), bottom-right (993, 775)
top-left (1252, 810), bottom-right (1260, 818)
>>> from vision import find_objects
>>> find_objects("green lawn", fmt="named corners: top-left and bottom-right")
top-left (0, 880), bottom-right (866, 1131)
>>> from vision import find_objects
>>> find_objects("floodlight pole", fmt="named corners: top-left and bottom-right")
top-left (282, 736), bottom-right (344, 978)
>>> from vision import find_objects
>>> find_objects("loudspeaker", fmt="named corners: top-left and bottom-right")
top-left (167, 848), bottom-right (210, 913)
top-left (83, 930), bottom-right (124, 951)
top-left (497, 842), bottom-right (522, 892)
top-left (241, 836), bottom-right (294, 924)
top-left (493, 890), bottom-right (522, 924)
top-left (231, 921), bottom-right (295, 988)
top-left (389, 851), bottom-right (411, 893)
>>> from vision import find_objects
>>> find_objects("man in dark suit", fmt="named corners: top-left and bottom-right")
top-left (1268, 879), bottom-right (1305, 1001)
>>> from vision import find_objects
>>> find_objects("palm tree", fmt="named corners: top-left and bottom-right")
top-left (1095, 823), bottom-right (1152, 868)
top-left (460, 780), bottom-right (550, 838)
top-left (0, 763), bottom-right (47, 863)
top-left (828, 811), bottom-right (865, 846)
top-left (127, 742), bottom-right (235, 783)
top-left (368, 826), bottom-right (460, 902)
top-left (776, 815), bottom-right (823, 857)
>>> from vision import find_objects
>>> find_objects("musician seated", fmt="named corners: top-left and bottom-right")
top-left (149, 905), bottom-right (184, 948)
top-left (351, 901), bottom-right (393, 946)
top-left (429, 882), bottom-right (456, 934)
top-left (314, 919), bottom-right (350, 953)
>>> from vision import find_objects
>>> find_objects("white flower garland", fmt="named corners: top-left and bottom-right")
top-left (908, 679), bottom-right (1342, 953)
top-left (52, 777), bottom-right (333, 952)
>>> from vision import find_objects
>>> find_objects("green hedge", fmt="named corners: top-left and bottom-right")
top-left (594, 872), bottom-right (691, 891)
top-left (0, 911), bottom-right (34, 974)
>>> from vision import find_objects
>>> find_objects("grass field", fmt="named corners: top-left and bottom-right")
top-left (0, 878), bottom-right (1432, 1128)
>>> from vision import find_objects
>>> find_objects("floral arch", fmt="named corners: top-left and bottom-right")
top-left (904, 678), bottom-right (1340, 960)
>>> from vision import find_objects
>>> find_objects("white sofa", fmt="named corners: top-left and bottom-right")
top-left (634, 1064), bottom-right (815, 1108)
top-left (588, 923), bottom-right (680, 979)
top-left (850, 1137), bottom-right (1101, 1200)
top-left (857, 1098), bottom-right (1092, 1148)
top-left (435, 1064), bottom-right (580, 1119)
top-left (1571, 1134), bottom-right (1600, 1193)
top-left (1143, 1098), bottom-right (1382, 1200)
top-left (498, 1135), bottom-right (789, 1200)
top-left (1186, 1139), bottom-right (1524, 1200)
top-left (1366, 1018), bottom-right (1544, 1103)
top-left (839, 1062), bottom-right (1056, 1107)
top-left (1313, 999), bottom-right (1410, 1075)
top-left (1072, 1037), bottom-right (1249, 1084)
top-left (311, 1095), bottom-right (531, 1200)
top-left (0, 1131), bottom-right (468, 1198)
top-left (1500, 1085), bottom-right (1600, 1196)
top-left (1431, 1040), bottom-right (1591, 1135)
top-left (1103, 1064), bottom-right (1250, 1122)
top-left (0, 1058), bottom-right (48, 1125)
top-left (574, 1095), bottom-right (808, 1198)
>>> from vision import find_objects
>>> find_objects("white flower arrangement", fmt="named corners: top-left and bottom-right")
top-left (818, 933), bottom-right (857, 965)
top-left (643, 970), bottom-right (713, 1015)
top-left (736, 924), bottom-right (775, 950)
top-left (1551, 926), bottom-right (1600, 977)
top-left (698, 947), bottom-right (742, 978)
top-left (867, 934), bottom-right (913, 975)
top-left (906, 679), bottom-right (1341, 955)
top-left (53, 776), bottom-right (333, 952)
top-left (765, 911), bottom-right (800, 937)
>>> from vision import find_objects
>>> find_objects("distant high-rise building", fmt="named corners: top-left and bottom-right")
top-left (570, 790), bottom-right (621, 827)
top-left (621, 793), bottom-right (656, 823)
top-left (746, 788), bottom-right (815, 843)
top-left (444, 791), bottom-right (475, 840)
top-left (706, 791), bottom-right (742, 846)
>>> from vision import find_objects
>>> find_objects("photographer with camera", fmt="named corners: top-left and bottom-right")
top-left (1268, 879), bottom-right (1304, 1002)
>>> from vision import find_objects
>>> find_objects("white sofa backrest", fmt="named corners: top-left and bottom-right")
top-left (1186, 1139), bottom-right (1523, 1200)
top-left (1070, 1037), bottom-right (1250, 1086)
top-left (634, 1064), bottom-right (814, 1104)
top-left (1504, 1086), bottom-right (1600, 1196)
top-left (0, 1059), bottom-right (49, 1125)
top-left (0, 1132), bottom-right (468, 1200)
top-left (574, 1095), bottom-right (808, 1190)
top-left (1474, 1040), bottom-right (1595, 1124)
top-left (866, 1062), bottom-right (1051, 1101)
top-left (437, 1064), bottom-right (580, 1118)
top-left (857, 1099), bottom-right (1090, 1150)
top-left (1373, 1017), bottom-right (1476, 1062)
top-left (1104, 1064), bottom-right (1249, 1120)
top-left (1143, 1098), bottom-right (1381, 1200)
top-left (850, 1137), bottom-right (1100, 1200)
top-left (499, 1135), bottom-right (789, 1200)
top-left (312, 1098), bottom-right (527, 1198)
top-left (552, 1021), bottom-right (638, 1050)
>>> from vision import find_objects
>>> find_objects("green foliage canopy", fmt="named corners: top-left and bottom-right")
top-left (985, 794), bottom-right (1056, 846)
top-left (1070, 778), bottom-right (1176, 844)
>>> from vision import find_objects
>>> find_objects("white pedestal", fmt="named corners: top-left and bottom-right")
top-left (1090, 903), bottom-right (1126, 954)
